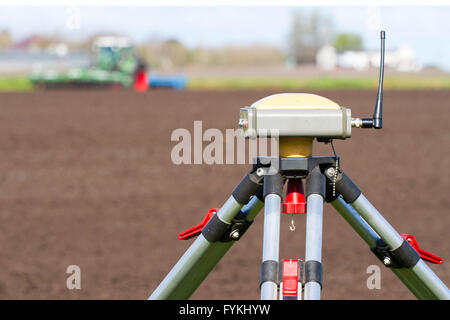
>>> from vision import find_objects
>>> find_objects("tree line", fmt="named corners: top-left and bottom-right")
top-left (0, 10), bottom-right (364, 69)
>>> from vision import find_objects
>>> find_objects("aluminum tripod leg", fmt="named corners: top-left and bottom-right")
top-left (351, 194), bottom-right (450, 300)
top-left (304, 194), bottom-right (324, 300)
top-left (149, 170), bottom-right (264, 300)
top-left (304, 168), bottom-right (325, 300)
top-left (331, 196), bottom-right (381, 250)
top-left (149, 195), bottom-right (263, 299)
top-left (327, 170), bottom-right (450, 300)
top-left (260, 172), bottom-right (284, 300)
top-left (331, 197), bottom-right (438, 299)
top-left (260, 193), bottom-right (281, 299)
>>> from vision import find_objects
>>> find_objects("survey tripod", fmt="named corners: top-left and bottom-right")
top-left (149, 31), bottom-right (450, 300)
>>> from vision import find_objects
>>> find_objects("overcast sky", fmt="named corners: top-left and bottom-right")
top-left (0, 6), bottom-right (449, 70)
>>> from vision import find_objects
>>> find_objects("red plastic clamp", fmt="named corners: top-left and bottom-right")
top-left (401, 234), bottom-right (443, 264)
top-left (283, 179), bottom-right (306, 214)
top-left (178, 208), bottom-right (219, 240)
top-left (282, 259), bottom-right (300, 298)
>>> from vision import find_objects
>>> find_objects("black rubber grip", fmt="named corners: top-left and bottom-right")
top-left (263, 173), bottom-right (284, 198)
top-left (371, 239), bottom-right (420, 269)
top-left (390, 239), bottom-right (421, 269)
top-left (260, 260), bottom-right (279, 286)
top-left (255, 186), bottom-right (264, 202)
top-left (232, 172), bottom-right (263, 205)
top-left (334, 172), bottom-right (362, 203)
top-left (305, 260), bottom-right (323, 287)
top-left (306, 167), bottom-right (326, 198)
top-left (201, 214), bottom-right (230, 243)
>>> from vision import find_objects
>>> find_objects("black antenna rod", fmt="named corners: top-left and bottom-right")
top-left (373, 30), bottom-right (385, 129)
top-left (362, 30), bottom-right (385, 129)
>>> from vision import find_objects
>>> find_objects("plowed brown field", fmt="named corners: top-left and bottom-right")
top-left (0, 89), bottom-right (448, 299)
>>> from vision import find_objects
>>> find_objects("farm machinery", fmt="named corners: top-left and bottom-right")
top-left (30, 36), bottom-right (186, 91)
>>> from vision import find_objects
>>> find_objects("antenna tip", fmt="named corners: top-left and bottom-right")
top-left (380, 30), bottom-right (385, 39)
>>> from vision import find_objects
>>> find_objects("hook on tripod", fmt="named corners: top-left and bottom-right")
top-left (283, 178), bottom-right (306, 232)
top-left (289, 216), bottom-right (296, 231)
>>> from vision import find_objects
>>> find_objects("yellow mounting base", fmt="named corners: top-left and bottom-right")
top-left (279, 137), bottom-right (313, 158)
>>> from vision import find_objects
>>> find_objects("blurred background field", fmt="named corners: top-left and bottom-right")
top-left (0, 76), bottom-right (33, 91)
top-left (185, 70), bottom-right (450, 90)
top-left (0, 6), bottom-right (449, 92)
top-left (3, 71), bottom-right (450, 92)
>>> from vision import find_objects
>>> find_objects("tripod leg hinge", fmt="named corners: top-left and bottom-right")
top-left (201, 214), bottom-right (230, 242)
top-left (304, 260), bottom-right (323, 288)
top-left (255, 186), bottom-right (265, 202)
top-left (232, 171), bottom-right (264, 205)
top-left (263, 172), bottom-right (285, 199)
top-left (325, 170), bottom-right (361, 203)
top-left (260, 260), bottom-right (279, 287)
top-left (306, 167), bottom-right (326, 199)
top-left (201, 211), bottom-right (253, 243)
top-left (371, 238), bottom-right (421, 269)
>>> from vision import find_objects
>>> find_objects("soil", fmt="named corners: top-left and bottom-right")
top-left (0, 89), bottom-right (448, 299)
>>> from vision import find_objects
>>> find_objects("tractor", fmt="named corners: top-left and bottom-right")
top-left (30, 36), bottom-right (187, 91)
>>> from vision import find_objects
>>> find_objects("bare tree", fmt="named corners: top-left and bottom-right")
top-left (0, 30), bottom-right (13, 49)
top-left (288, 10), bottom-right (333, 65)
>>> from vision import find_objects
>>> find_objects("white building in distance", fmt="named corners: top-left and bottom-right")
top-left (316, 44), bottom-right (422, 72)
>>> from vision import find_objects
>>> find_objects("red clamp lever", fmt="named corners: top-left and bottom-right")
top-left (401, 234), bottom-right (443, 264)
top-left (178, 208), bottom-right (219, 240)
top-left (282, 259), bottom-right (301, 299)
